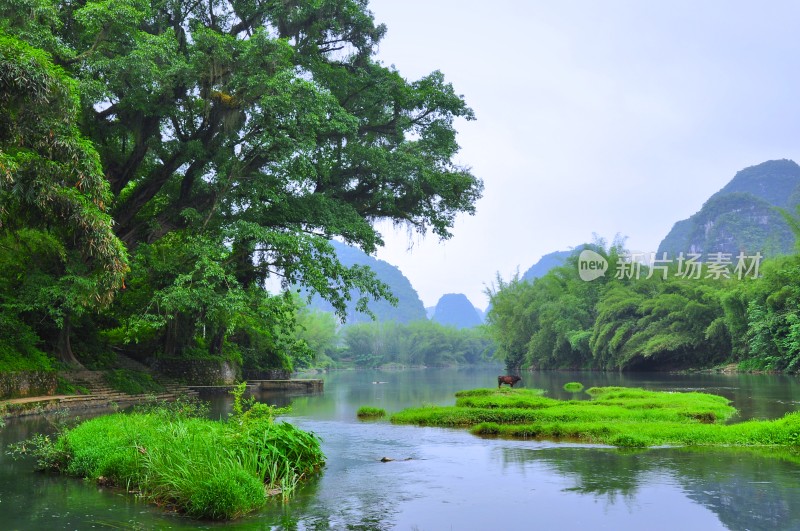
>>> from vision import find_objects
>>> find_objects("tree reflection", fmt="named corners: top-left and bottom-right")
top-left (498, 447), bottom-right (647, 502)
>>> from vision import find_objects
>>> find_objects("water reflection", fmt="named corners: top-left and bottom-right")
top-left (3, 368), bottom-right (800, 530)
top-left (498, 446), bottom-right (649, 500)
top-left (494, 444), bottom-right (800, 531)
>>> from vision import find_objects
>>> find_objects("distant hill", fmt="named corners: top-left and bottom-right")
top-left (716, 159), bottom-right (800, 207)
top-left (522, 245), bottom-right (591, 281)
top-left (303, 241), bottom-right (427, 324)
top-left (658, 159), bottom-right (800, 258)
top-left (431, 293), bottom-right (483, 329)
top-left (522, 249), bottom-right (573, 281)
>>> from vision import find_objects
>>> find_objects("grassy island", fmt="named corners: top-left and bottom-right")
top-left (390, 386), bottom-right (800, 448)
top-left (12, 395), bottom-right (324, 520)
top-left (356, 406), bottom-right (387, 419)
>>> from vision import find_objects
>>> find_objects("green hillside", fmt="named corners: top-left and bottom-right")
top-left (658, 160), bottom-right (800, 257)
top-left (717, 159), bottom-right (800, 207)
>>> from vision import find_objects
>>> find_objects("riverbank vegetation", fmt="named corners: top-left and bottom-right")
top-left (486, 222), bottom-right (800, 373)
top-left (0, 1), bottom-right (481, 380)
top-left (334, 320), bottom-right (497, 369)
top-left (291, 312), bottom-right (498, 370)
top-left (391, 387), bottom-right (800, 448)
top-left (9, 396), bottom-right (324, 520)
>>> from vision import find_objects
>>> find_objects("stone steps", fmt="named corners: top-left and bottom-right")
top-left (59, 391), bottom-right (196, 403)
top-left (59, 355), bottom-right (200, 405)
top-left (2, 355), bottom-right (200, 417)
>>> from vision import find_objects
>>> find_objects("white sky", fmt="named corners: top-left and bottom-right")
top-left (366, 0), bottom-right (800, 310)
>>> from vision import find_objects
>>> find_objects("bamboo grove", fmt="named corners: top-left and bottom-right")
top-left (486, 229), bottom-right (800, 373)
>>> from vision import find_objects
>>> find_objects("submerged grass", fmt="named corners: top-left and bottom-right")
top-left (10, 395), bottom-right (325, 520)
top-left (391, 386), bottom-right (800, 449)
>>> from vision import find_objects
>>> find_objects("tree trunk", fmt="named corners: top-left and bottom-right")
top-left (164, 317), bottom-right (179, 357)
top-left (57, 313), bottom-right (84, 368)
top-left (210, 329), bottom-right (225, 356)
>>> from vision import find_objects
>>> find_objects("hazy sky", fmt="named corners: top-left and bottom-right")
top-left (363, 0), bottom-right (800, 310)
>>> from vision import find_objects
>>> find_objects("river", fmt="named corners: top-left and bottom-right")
top-left (2, 368), bottom-right (800, 530)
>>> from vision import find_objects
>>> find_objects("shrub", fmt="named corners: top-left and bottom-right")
top-left (563, 382), bottom-right (584, 392)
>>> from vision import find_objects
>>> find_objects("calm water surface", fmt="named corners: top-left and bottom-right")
top-left (2, 368), bottom-right (800, 530)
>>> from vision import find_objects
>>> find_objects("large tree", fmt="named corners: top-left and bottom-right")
top-left (1, 1), bottom-right (480, 363)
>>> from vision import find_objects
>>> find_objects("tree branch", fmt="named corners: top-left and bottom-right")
top-left (63, 26), bottom-right (109, 65)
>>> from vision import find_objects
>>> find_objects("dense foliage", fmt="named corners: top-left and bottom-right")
top-left (0, 1), bottom-right (481, 372)
top-left (0, 35), bottom-right (128, 365)
top-left (487, 224), bottom-right (800, 372)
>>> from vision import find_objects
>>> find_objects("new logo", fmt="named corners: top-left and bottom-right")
top-left (578, 250), bottom-right (608, 281)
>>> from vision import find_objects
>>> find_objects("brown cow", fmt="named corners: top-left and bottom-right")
top-left (498, 375), bottom-right (522, 388)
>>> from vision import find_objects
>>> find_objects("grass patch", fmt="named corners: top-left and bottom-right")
top-left (455, 387), bottom-right (546, 398)
top-left (356, 406), bottom-right (386, 419)
top-left (104, 369), bottom-right (164, 395)
top-left (0, 349), bottom-right (54, 373)
top-left (389, 386), bottom-right (800, 448)
top-left (55, 376), bottom-right (89, 395)
top-left (9, 394), bottom-right (325, 520)
top-left (563, 382), bottom-right (584, 392)
top-left (454, 393), bottom-right (554, 411)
